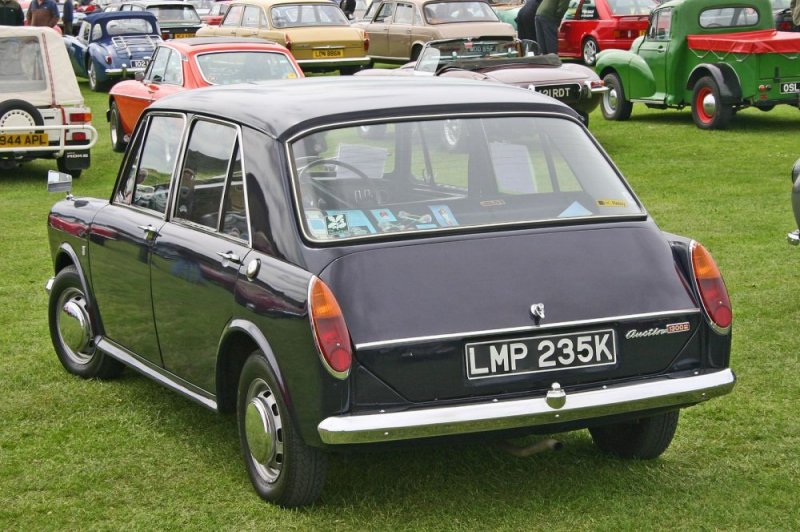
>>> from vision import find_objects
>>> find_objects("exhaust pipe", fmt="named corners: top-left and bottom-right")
top-left (496, 438), bottom-right (563, 457)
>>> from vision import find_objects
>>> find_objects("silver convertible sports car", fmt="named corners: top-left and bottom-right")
top-left (46, 77), bottom-right (735, 507)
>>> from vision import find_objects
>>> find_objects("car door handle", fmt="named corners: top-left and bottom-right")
top-left (137, 224), bottom-right (159, 239)
top-left (217, 251), bottom-right (242, 264)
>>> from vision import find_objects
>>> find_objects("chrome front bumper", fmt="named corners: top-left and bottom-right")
top-left (317, 368), bottom-right (735, 444)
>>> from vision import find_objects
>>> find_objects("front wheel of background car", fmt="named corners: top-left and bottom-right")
top-left (109, 101), bottom-right (127, 153)
top-left (691, 76), bottom-right (733, 130)
top-left (601, 73), bottom-right (632, 121)
top-left (589, 410), bottom-right (679, 459)
top-left (582, 37), bottom-right (598, 66)
top-left (237, 350), bottom-right (327, 507)
top-left (48, 265), bottom-right (124, 379)
top-left (56, 156), bottom-right (81, 179)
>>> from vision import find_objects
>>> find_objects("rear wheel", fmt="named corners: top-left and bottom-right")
top-left (589, 410), bottom-right (679, 459)
top-left (601, 73), bottom-right (632, 121)
top-left (582, 37), bottom-right (599, 66)
top-left (88, 61), bottom-right (106, 92)
top-left (237, 351), bottom-right (327, 507)
top-left (48, 266), bottom-right (124, 379)
top-left (691, 76), bottom-right (733, 130)
top-left (410, 44), bottom-right (423, 61)
top-left (109, 101), bottom-right (127, 153)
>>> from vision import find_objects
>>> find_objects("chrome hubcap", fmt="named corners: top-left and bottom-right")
top-left (702, 92), bottom-right (717, 117)
top-left (584, 41), bottom-right (597, 64)
top-left (605, 88), bottom-right (619, 112)
top-left (57, 287), bottom-right (93, 364)
top-left (110, 109), bottom-right (118, 144)
top-left (245, 378), bottom-right (283, 483)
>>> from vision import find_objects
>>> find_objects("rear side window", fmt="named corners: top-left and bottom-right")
top-left (221, 4), bottom-right (244, 26)
top-left (699, 6), bottom-right (758, 28)
top-left (0, 36), bottom-right (46, 92)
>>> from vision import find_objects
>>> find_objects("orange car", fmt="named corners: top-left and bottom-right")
top-left (107, 37), bottom-right (302, 151)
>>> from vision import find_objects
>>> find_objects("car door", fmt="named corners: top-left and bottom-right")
top-left (67, 22), bottom-right (91, 75)
top-left (89, 113), bottom-right (187, 367)
top-left (366, 2), bottom-right (394, 58)
top-left (635, 7), bottom-right (671, 101)
top-left (149, 118), bottom-right (251, 392)
top-left (387, 2), bottom-right (414, 60)
top-left (217, 3), bottom-right (244, 36)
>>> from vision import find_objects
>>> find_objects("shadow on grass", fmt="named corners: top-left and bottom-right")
top-left (620, 106), bottom-right (800, 132)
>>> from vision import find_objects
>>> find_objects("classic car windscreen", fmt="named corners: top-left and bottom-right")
top-left (105, 18), bottom-right (157, 35)
top-left (0, 36), bottom-right (46, 92)
top-left (423, 1), bottom-right (499, 23)
top-left (290, 116), bottom-right (641, 242)
top-left (271, 4), bottom-right (350, 27)
top-left (196, 51), bottom-right (300, 83)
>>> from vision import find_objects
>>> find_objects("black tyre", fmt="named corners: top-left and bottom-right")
top-left (601, 73), bottom-right (633, 121)
top-left (109, 101), bottom-right (127, 152)
top-left (410, 44), bottom-right (423, 61)
top-left (339, 65), bottom-right (360, 75)
top-left (56, 156), bottom-right (81, 179)
top-left (48, 266), bottom-right (124, 379)
top-left (582, 37), bottom-right (599, 66)
top-left (691, 76), bottom-right (733, 130)
top-left (0, 99), bottom-right (44, 130)
top-left (589, 410), bottom-right (679, 459)
top-left (237, 351), bottom-right (327, 507)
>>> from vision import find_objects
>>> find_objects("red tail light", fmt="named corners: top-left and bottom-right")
top-left (364, 36), bottom-right (369, 53)
top-left (72, 132), bottom-right (87, 141)
top-left (309, 277), bottom-right (352, 377)
top-left (105, 55), bottom-right (112, 64)
top-left (284, 34), bottom-right (292, 51)
top-left (69, 112), bottom-right (91, 123)
top-left (778, 21), bottom-right (793, 31)
top-left (691, 242), bottom-right (732, 331)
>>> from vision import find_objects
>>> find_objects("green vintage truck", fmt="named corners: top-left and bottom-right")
top-left (595, 0), bottom-right (800, 129)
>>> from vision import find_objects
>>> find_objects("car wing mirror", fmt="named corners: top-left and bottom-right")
top-left (47, 170), bottom-right (73, 195)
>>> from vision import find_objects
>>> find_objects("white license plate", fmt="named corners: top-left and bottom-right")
top-left (780, 82), bottom-right (800, 94)
top-left (465, 329), bottom-right (616, 380)
top-left (131, 60), bottom-right (147, 68)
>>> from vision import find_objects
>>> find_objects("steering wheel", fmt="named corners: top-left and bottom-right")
top-left (298, 157), bottom-right (371, 181)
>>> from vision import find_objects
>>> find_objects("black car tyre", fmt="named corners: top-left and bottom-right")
top-left (56, 156), bottom-right (81, 179)
top-left (0, 99), bottom-right (44, 129)
top-left (49, 266), bottom-right (124, 379)
top-left (582, 37), bottom-right (599, 66)
top-left (601, 73), bottom-right (632, 121)
top-left (691, 76), bottom-right (733, 130)
top-left (237, 350), bottom-right (327, 507)
top-left (589, 410), bottom-right (679, 459)
top-left (109, 101), bottom-right (127, 153)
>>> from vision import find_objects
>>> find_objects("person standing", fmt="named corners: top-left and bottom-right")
top-left (792, 0), bottom-right (800, 30)
top-left (0, 0), bottom-right (24, 25)
top-left (26, 0), bottom-right (59, 28)
top-left (61, 0), bottom-right (73, 34)
top-left (515, 0), bottom-right (541, 43)
top-left (534, 0), bottom-right (569, 55)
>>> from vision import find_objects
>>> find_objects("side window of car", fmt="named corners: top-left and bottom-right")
top-left (375, 2), bottom-right (394, 22)
top-left (221, 146), bottom-right (247, 240)
top-left (162, 49), bottom-right (182, 85)
top-left (90, 24), bottom-right (102, 41)
top-left (148, 47), bottom-right (171, 82)
top-left (174, 120), bottom-right (238, 231)
top-left (116, 114), bottom-right (186, 214)
top-left (647, 8), bottom-right (671, 41)
top-left (394, 3), bottom-right (413, 24)
top-left (242, 5), bottom-right (260, 27)
top-left (413, 6), bottom-right (422, 25)
top-left (79, 21), bottom-right (91, 42)
top-left (579, 0), bottom-right (596, 19)
top-left (221, 4), bottom-right (244, 26)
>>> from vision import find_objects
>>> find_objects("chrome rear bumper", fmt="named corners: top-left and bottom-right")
top-left (317, 368), bottom-right (735, 444)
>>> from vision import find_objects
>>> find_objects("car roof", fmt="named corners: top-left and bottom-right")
top-left (85, 10), bottom-right (158, 22)
top-left (159, 36), bottom-right (287, 53)
top-left (149, 76), bottom-right (578, 140)
top-left (120, 0), bottom-right (199, 6)
top-left (226, 0), bottom-right (359, 6)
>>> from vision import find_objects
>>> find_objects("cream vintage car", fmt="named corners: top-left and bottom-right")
top-left (196, 0), bottom-right (370, 73)
top-left (353, 0), bottom-right (516, 63)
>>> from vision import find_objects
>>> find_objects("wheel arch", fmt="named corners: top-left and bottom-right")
top-left (597, 52), bottom-right (656, 100)
top-left (215, 319), bottom-right (288, 415)
top-left (687, 63), bottom-right (741, 104)
top-left (52, 243), bottom-right (105, 336)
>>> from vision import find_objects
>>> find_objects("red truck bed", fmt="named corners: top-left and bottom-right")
top-left (688, 30), bottom-right (800, 54)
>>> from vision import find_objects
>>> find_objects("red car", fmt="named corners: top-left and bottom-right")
top-left (107, 37), bottom-right (303, 151)
top-left (201, 0), bottom-right (231, 25)
top-left (557, 0), bottom-right (659, 66)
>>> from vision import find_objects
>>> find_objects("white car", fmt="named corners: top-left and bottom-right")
top-left (0, 26), bottom-right (97, 177)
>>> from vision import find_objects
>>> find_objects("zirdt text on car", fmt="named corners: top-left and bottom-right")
top-left (107, 37), bottom-right (303, 152)
top-left (46, 77), bottom-right (735, 508)
top-left (65, 11), bottom-right (162, 91)
top-left (1, 26), bottom-right (96, 178)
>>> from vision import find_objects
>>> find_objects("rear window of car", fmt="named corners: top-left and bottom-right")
top-left (606, 0), bottom-right (659, 16)
top-left (149, 6), bottom-right (202, 23)
top-left (196, 51), bottom-right (300, 83)
top-left (105, 18), bottom-right (158, 35)
top-left (699, 6), bottom-right (759, 28)
top-left (422, 1), bottom-right (499, 24)
top-left (0, 36), bottom-right (46, 92)
top-left (270, 3), bottom-right (349, 27)
top-left (289, 116), bottom-right (642, 243)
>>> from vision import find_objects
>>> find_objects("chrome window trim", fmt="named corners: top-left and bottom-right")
top-left (355, 308), bottom-right (702, 349)
top-left (285, 111), bottom-right (647, 245)
top-left (317, 368), bottom-right (736, 444)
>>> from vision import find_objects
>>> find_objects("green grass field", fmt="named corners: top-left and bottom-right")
top-left (1, 83), bottom-right (799, 529)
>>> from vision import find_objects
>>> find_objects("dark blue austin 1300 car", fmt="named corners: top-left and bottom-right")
top-left (46, 77), bottom-right (735, 507)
